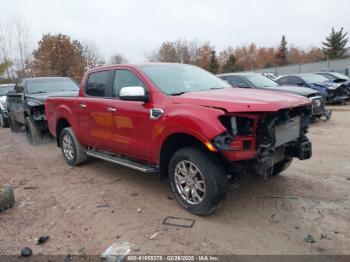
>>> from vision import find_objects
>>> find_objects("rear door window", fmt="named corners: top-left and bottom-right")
top-left (86, 70), bottom-right (113, 97)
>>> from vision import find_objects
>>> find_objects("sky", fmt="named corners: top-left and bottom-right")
top-left (0, 0), bottom-right (349, 62)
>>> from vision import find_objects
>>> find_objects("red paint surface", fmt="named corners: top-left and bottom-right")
top-left (46, 64), bottom-right (311, 165)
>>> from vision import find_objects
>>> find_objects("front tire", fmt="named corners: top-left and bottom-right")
top-left (0, 112), bottom-right (9, 128)
top-left (25, 117), bottom-right (42, 145)
top-left (60, 127), bottom-right (88, 166)
top-left (169, 147), bottom-right (228, 216)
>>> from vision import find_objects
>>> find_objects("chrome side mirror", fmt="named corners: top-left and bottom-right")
top-left (119, 86), bottom-right (149, 102)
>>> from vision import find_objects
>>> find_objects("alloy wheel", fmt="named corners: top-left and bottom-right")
top-left (174, 160), bottom-right (206, 205)
top-left (62, 134), bottom-right (75, 161)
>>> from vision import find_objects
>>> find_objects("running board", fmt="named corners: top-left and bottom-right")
top-left (86, 150), bottom-right (159, 173)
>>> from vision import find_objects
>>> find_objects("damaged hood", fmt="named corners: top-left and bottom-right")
top-left (169, 88), bottom-right (310, 112)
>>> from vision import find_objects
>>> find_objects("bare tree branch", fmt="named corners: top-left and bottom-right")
top-left (109, 53), bottom-right (128, 64)
top-left (82, 40), bottom-right (105, 70)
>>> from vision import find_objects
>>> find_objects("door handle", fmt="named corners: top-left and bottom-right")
top-left (79, 103), bottom-right (87, 108)
top-left (106, 107), bottom-right (117, 112)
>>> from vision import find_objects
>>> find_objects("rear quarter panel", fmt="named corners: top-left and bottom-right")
top-left (46, 97), bottom-right (79, 138)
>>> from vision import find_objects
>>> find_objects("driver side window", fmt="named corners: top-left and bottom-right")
top-left (113, 70), bottom-right (146, 97)
top-left (227, 76), bottom-right (251, 88)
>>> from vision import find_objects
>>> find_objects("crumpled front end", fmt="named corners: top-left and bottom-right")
top-left (325, 85), bottom-right (349, 103)
top-left (212, 105), bottom-right (312, 178)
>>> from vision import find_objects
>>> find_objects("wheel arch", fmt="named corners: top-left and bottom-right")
top-left (56, 118), bottom-right (72, 147)
top-left (159, 132), bottom-right (220, 179)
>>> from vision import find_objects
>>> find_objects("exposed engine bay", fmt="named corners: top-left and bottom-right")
top-left (213, 106), bottom-right (312, 179)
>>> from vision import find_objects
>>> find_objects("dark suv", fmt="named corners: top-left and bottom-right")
top-left (7, 77), bottom-right (78, 144)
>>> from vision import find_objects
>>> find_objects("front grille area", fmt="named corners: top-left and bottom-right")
top-left (309, 96), bottom-right (324, 115)
top-left (256, 106), bottom-right (310, 149)
top-left (337, 86), bottom-right (348, 96)
top-left (328, 86), bottom-right (349, 98)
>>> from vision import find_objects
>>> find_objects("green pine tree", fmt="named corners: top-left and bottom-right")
top-left (208, 51), bottom-right (219, 74)
top-left (322, 27), bottom-right (349, 59)
top-left (222, 54), bottom-right (243, 73)
top-left (276, 35), bottom-right (288, 65)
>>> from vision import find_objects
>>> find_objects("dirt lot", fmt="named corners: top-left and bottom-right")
top-left (0, 106), bottom-right (350, 256)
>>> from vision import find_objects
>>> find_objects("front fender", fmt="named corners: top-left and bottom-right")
top-left (151, 105), bottom-right (226, 162)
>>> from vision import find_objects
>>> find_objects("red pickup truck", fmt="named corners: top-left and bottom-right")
top-left (46, 63), bottom-right (312, 215)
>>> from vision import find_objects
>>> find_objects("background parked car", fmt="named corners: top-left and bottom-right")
top-left (217, 73), bottom-right (329, 120)
top-left (6, 77), bottom-right (79, 144)
top-left (315, 72), bottom-right (350, 95)
top-left (261, 72), bottom-right (280, 81)
top-left (276, 73), bottom-right (349, 104)
top-left (0, 84), bottom-right (15, 128)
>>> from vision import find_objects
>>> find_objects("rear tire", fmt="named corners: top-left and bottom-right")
top-left (272, 157), bottom-right (293, 176)
top-left (60, 127), bottom-right (88, 166)
top-left (169, 147), bottom-right (228, 216)
top-left (25, 117), bottom-right (42, 145)
top-left (0, 112), bottom-right (9, 128)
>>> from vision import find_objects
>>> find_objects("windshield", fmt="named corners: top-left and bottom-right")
top-left (244, 74), bottom-right (279, 88)
top-left (0, 85), bottom-right (15, 96)
top-left (321, 72), bottom-right (349, 80)
top-left (140, 64), bottom-right (230, 95)
top-left (27, 78), bottom-right (79, 94)
top-left (301, 74), bottom-right (329, 83)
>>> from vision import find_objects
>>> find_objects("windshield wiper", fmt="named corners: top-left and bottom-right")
top-left (209, 87), bottom-right (226, 90)
top-left (30, 91), bottom-right (46, 94)
top-left (170, 92), bottom-right (187, 96)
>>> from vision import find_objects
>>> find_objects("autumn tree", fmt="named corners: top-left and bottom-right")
top-left (234, 43), bottom-right (259, 70)
top-left (194, 42), bottom-right (214, 69)
top-left (275, 35), bottom-right (288, 66)
top-left (146, 39), bottom-right (214, 68)
top-left (305, 47), bottom-right (324, 62)
top-left (322, 27), bottom-right (349, 59)
top-left (172, 39), bottom-right (191, 63)
top-left (30, 34), bottom-right (86, 82)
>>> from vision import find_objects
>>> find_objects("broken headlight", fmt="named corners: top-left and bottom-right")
top-left (230, 116), bottom-right (238, 136)
top-left (219, 115), bottom-right (254, 137)
top-left (213, 115), bottom-right (255, 151)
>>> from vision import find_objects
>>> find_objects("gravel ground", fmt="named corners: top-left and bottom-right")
top-left (0, 105), bottom-right (349, 256)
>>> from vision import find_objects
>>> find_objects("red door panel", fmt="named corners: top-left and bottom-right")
top-left (77, 97), bottom-right (113, 150)
top-left (105, 99), bottom-right (154, 161)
